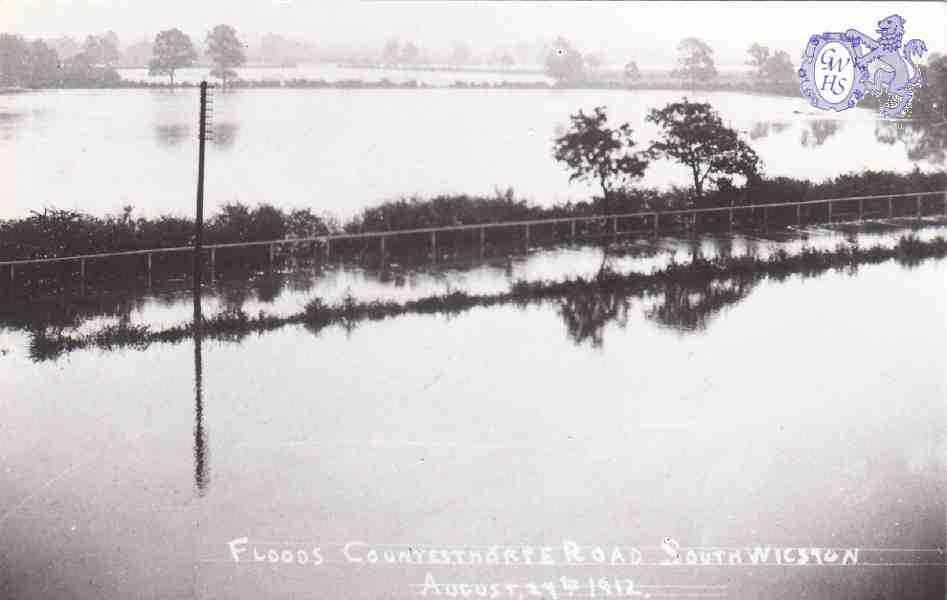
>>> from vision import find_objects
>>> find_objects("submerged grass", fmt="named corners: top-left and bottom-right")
top-left (24, 235), bottom-right (947, 361)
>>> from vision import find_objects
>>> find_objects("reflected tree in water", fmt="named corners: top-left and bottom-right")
top-left (875, 120), bottom-right (947, 165)
top-left (254, 276), bottom-right (284, 303)
top-left (193, 269), bottom-right (210, 496)
top-left (212, 122), bottom-right (239, 149)
top-left (154, 123), bottom-right (190, 147)
top-left (219, 282), bottom-right (251, 313)
top-left (748, 121), bottom-right (790, 141)
top-left (645, 277), bottom-right (756, 332)
top-left (557, 290), bottom-right (631, 348)
top-left (800, 120), bottom-right (843, 147)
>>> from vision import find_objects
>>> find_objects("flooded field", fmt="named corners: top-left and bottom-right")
top-left (1, 221), bottom-right (944, 599)
top-left (0, 88), bottom-right (941, 221)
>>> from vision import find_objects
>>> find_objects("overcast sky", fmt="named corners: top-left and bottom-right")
top-left (2, 1), bottom-right (945, 66)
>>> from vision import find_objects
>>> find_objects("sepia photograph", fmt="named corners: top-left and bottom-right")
top-left (0, 1), bottom-right (945, 598)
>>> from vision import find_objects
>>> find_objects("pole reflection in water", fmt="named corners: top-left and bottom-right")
top-left (193, 269), bottom-right (209, 496)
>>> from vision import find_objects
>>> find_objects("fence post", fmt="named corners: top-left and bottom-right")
top-left (858, 198), bottom-right (864, 220)
top-left (325, 239), bottom-right (331, 261)
top-left (653, 213), bottom-right (659, 235)
top-left (612, 216), bottom-right (618, 235)
top-left (9, 264), bottom-right (13, 285)
top-left (916, 194), bottom-right (922, 217)
top-left (209, 248), bottom-right (216, 280)
top-left (827, 201), bottom-right (833, 223)
top-left (430, 231), bottom-right (436, 258)
top-left (729, 207), bottom-right (734, 229)
top-left (570, 220), bottom-right (576, 240)
top-left (80, 258), bottom-right (86, 280)
top-left (888, 197), bottom-right (893, 218)
top-left (269, 244), bottom-right (275, 269)
top-left (796, 205), bottom-right (802, 227)
top-left (524, 224), bottom-right (530, 248)
top-left (147, 253), bottom-right (153, 276)
top-left (380, 236), bottom-right (386, 256)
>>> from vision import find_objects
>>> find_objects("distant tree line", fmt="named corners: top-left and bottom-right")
top-left (0, 25), bottom-right (247, 88)
top-left (0, 31), bottom-right (123, 87)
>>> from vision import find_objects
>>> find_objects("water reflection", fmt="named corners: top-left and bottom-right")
top-left (800, 120), bottom-right (843, 147)
top-left (557, 291), bottom-right (631, 348)
top-left (4, 222), bottom-right (946, 361)
top-left (748, 120), bottom-right (790, 141)
top-left (155, 123), bottom-right (190, 146)
top-left (646, 277), bottom-right (756, 332)
top-left (193, 280), bottom-right (209, 496)
top-left (0, 111), bottom-right (26, 140)
top-left (212, 122), bottom-right (239, 149)
top-left (875, 120), bottom-right (947, 165)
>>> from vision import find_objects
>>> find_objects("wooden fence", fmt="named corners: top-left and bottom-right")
top-left (2, 190), bottom-right (945, 285)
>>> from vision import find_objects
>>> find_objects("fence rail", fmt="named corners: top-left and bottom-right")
top-left (2, 190), bottom-right (945, 279)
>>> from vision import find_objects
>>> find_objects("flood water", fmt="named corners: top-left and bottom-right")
top-left (1, 222), bottom-right (945, 599)
top-left (1, 86), bottom-right (942, 221)
top-left (117, 63), bottom-right (557, 87)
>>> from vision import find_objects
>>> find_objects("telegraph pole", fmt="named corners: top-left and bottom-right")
top-left (193, 80), bottom-right (212, 495)
top-left (194, 80), bottom-right (211, 279)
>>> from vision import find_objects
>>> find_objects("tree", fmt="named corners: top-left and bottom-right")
top-left (584, 53), bottom-right (604, 72)
top-left (745, 43), bottom-right (770, 75)
top-left (646, 100), bottom-right (761, 203)
top-left (553, 106), bottom-right (649, 215)
top-left (382, 40), bottom-right (400, 65)
top-left (206, 24), bottom-right (245, 87)
top-left (0, 34), bottom-right (30, 86)
top-left (122, 40), bottom-right (154, 67)
top-left (27, 40), bottom-right (61, 87)
top-left (671, 37), bottom-right (717, 87)
top-left (545, 36), bottom-right (584, 82)
top-left (762, 50), bottom-right (795, 83)
top-left (45, 36), bottom-right (79, 60)
top-left (911, 52), bottom-right (946, 118)
top-left (149, 28), bottom-right (198, 86)
top-left (747, 44), bottom-right (795, 84)
top-left (624, 61), bottom-right (640, 81)
top-left (449, 41), bottom-right (472, 66)
top-left (400, 42), bottom-right (420, 64)
top-left (81, 33), bottom-right (119, 66)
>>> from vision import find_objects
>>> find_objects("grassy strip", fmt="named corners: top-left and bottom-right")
top-left (24, 235), bottom-right (947, 361)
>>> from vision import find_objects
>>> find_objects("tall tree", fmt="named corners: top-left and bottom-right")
top-left (149, 28), bottom-right (198, 86)
top-left (544, 36), bottom-right (584, 82)
top-left (0, 34), bottom-right (30, 86)
top-left (747, 44), bottom-right (794, 83)
top-left (28, 40), bottom-right (61, 87)
top-left (382, 40), bottom-right (400, 65)
top-left (584, 53), bottom-right (605, 72)
top-left (81, 33), bottom-right (119, 65)
top-left (400, 42), bottom-right (420, 64)
top-left (206, 24), bottom-right (245, 87)
top-left (745, 43), bottom-right (770, 75)
top-left (624, 60), bottom-right (641, 81)
top-left (552, 106), bottom-right (649, 215)
top-left (671, 38), bottom-right (717, 87)
top-left (46, 36), bottom-right (79, 60)
top-left (646, 100), bottom-right (761, 202)
top-left (761, 50), bottom-right (795, 83)
top-left (449, 41), bottom-right (472, 66)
